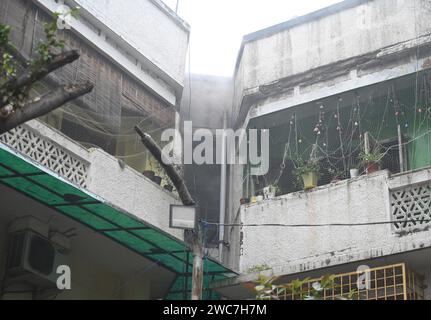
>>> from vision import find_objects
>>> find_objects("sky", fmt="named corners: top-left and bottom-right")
top-left (162, 0), bottom-right (343, 76)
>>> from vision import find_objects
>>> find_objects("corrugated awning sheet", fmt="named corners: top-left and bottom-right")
top-left (0, 144), bottom-right (236, 300)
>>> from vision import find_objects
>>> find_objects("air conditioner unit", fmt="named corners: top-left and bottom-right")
top-left (4, 217), bottom-right (70, 294)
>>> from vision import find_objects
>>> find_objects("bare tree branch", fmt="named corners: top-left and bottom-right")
top-left (0, 81), bottom-right (93, 134)
top-left (0, 50), bottom-right (80, 107)
top-left (135, 126), bottom-right (195, 206)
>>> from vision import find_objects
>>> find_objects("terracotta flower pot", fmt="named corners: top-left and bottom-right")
top-left (350, 169), bottom-right (360, 178)
top-left (302, 171), bottom-right (318, 190)
top-left (240, 198), bottom-right (246, 205)
top-left (366, 162), bottom-right (380, 174)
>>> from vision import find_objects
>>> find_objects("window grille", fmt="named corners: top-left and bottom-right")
top-left (390, 183), bottom-right (431, 234)
top-left (0, 125), bottom-right (89, 187)
top-left (279, 263), bottom-right (424, 300)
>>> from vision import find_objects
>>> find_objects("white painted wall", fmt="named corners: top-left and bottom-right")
top-left (235, 0), bottom-right (431, 93)
top-left (238, 169), bottom-right (431, 274)
top-left (23, 120), bottom-right (183, 241)
top-left (86, 149), bottom-right (183, 240)
top-left (74, 0), bottom-right (189, 86)
top-left (35, 0), bottom-right (189, 106)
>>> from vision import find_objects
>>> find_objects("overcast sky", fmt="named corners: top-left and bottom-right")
top-left (162, 0), bottom-right (342, 76)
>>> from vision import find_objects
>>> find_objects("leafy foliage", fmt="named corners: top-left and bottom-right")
top-left (0, 25), bottom-right (16, 80)
top-left (292, 157), bottom-right (320, 188)
top-left (254, 274), bottom-right (358, 300)
top-left (359, 148), bottom-right (383, 165)
top-left (247, 264), bottom-right (271, 274)
top-left (0, 7), bottom-right (80, 110)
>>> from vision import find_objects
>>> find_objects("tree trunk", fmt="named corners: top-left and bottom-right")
top-left (134, 126), bottom-right (195, 206)
top-left (0, 81), bottom-right (93, 134)
top-left (135, 126), bottom-right (204, 300)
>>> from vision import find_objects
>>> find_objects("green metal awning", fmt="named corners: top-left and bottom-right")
top-left (0, 143), bottom-right (236, 300)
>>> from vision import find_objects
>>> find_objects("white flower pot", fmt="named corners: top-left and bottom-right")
top-left (350, 169), bottom-right (360, 178)
top-left (263, 187), bottom-right (276, 199)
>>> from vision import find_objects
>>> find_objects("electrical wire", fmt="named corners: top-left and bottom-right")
top-left (202, 219), bottom-right (431, 228)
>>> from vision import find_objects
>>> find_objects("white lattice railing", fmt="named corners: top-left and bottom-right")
top-left (390, 182), bottom-right (431, 234)
top-left (0, 125), bottom-right (89, 188)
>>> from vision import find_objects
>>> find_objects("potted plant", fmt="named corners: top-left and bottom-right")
top-left (294, 160), bottom-right (320, 191)
top-left (263, 185), bottom-right (278, 199)
top-left (359, 149), bottom-right (383, 174)
top-left (349, 168), bottom-right (360, 178)
top-left (255, 191), bottom-right (264, 202)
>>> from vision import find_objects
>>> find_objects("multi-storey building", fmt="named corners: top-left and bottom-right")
top-left (214, 0), bottom-right (431, 300)
top-left (0, 0), bottom-right (233, 300)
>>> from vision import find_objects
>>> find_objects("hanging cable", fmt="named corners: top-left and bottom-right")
top-left (201, 219), bottom-right (431, 228)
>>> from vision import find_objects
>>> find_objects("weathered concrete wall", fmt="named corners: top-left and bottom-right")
top-left (236, 0), bottom-right (431, 95)
top-left (231, 0), bottom-right (431, 128)
top-left (238, 168), bottom-right (431, 274)
top-left (87, 148), bottom-right (183, 240)
top-left (225, 0), bottom-right (431, 273)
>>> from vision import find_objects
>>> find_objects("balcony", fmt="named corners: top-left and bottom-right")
top-left (0, 120), bottom-right (183, 240)
top-left (278, 263), bottom-right (424, 301)
top-left (238, 167), bottom-right (431, 275)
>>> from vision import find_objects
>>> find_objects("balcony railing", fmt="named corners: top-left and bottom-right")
top-left (279, 263), bottom-right (424, 300)
top-left (391, 182), bottom-right (431, 234)
top-left (0, 124), bottom-right (90, 188)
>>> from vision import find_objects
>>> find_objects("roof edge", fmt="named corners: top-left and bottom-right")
top-left (150, 0), bottom-right (191, 33)
top-left (234, 0), bottom-right (373, 73)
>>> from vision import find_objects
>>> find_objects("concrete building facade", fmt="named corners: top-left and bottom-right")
top-left (215, 0), bottom-right (431, 300)
top-left (0, 0), bottom-right (234, 300)
top-left (1, 0), bottom-right (190, 175)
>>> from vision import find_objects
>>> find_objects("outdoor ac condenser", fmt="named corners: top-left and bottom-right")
top-left (4, 217), bottom-right (70, 293)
